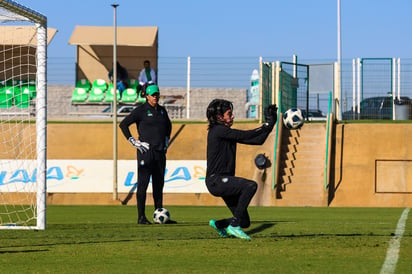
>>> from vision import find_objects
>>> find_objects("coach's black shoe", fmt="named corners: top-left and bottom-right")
top-left (165, 219), bottom-right (177, 224)
top-left (138, 216), bottom-right (151, 225)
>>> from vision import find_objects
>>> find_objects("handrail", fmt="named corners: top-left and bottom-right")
top-left (324, 91), bottom-right (333, 190)
top-left (272, 90), bottom-right (282, 190)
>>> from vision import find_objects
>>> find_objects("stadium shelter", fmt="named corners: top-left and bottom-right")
top-left (0, 26), bottom-right (57, 80)
top-left (68, 26), bottom-right (158, 83)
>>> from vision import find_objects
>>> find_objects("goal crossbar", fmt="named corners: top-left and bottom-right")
top-left (0, 0), bottom-right (46, 25)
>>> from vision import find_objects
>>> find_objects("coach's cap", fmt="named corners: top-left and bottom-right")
top-left (146, 84), bottom-right (159, 96)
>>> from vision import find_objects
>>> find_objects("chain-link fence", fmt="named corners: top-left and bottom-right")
top-left (46, 57), bottom-right (412, 120)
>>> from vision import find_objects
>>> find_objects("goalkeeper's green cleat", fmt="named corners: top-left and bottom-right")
top-left (209, 219), bottom-right (228, 238)
top-left (226, 225), bottom-right (251, 240)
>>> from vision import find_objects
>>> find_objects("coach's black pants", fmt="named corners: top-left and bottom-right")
top-left (136, 149), bottom-right (166, 219)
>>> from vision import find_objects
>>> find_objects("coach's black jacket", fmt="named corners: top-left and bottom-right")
top-left (119, 102), bottom-right (172, 152)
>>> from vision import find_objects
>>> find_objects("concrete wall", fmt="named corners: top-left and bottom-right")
top-left (43, 122), bottom-right (412, 207)
top-left (45, 122), bottom-right (259, 206)
top-left (329, 123), bottom-right (412, 207)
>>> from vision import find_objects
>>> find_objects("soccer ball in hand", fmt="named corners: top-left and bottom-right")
top-left (283, 108), bottom-right (304, 129)
top-left (153, 208), bottom-right (170, 224)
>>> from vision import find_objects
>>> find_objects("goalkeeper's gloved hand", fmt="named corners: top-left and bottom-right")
top-left (264, 104), bottom-right (278, 125)
top-left (128, 137), bottom-right (150, 154)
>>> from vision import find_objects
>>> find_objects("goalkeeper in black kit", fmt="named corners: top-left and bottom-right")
top-left (119, 84), bottom-right (173, 225)
top-left (206, 99), bottom-right (277, 240)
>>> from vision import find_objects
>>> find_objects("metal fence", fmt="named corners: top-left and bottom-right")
top-left (47, 56), bottom-right (264, 88)
top-left (47, 56), bottom-right (412, 120)
top-left (340, 58), bottom-right (412, 120)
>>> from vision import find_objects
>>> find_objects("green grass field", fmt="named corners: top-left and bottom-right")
top-left (0, 206), bottom-right (411, 273)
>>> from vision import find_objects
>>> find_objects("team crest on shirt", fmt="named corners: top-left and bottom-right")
top-left (147, 110), bottom-right (153, 117)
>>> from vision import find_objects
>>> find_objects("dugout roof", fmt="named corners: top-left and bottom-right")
top-left (68, 26), bottom-right (158, 83)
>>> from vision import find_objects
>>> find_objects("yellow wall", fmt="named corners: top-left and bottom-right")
top-left (330, 123), bottom-right (412, 207)
top-left (45, 122), bottom-right (268, 206)
top-left (20, 122), bottom-right (412, 207)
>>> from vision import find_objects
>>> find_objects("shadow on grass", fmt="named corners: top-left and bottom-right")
top-left (0, 249), bottom-right (49, 254)
top-left (2, 239), bottom-right (136, 250)
top-left (245, 221), bottom-right (384, 238)
top-left (247, 222), bottom-right (275, 235)
top-left (277, 233), bottom-right (369, 238)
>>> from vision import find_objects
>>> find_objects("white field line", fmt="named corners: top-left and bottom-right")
top-left (380, 208), bottom-right (410, 274)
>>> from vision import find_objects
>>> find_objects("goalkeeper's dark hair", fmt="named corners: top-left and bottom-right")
top-left (206, 99), bottom-right (233, 129)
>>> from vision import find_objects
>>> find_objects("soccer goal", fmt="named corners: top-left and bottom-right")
top-left (0, 0), bottom-right (47, 230)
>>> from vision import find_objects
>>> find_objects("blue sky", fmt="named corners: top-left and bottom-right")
top-left (11, 0), bottom-right (412, 60)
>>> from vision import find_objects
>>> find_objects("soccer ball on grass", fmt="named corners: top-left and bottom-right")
top-left (283, 108), bottom-right (304, 129)
top-left (153, 208), bottom-right (170, 224)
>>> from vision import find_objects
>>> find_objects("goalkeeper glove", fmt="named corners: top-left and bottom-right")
top-left (264, 104), bottom-right (278, 125)
top-left (128, 137), bottom-right (150, 154)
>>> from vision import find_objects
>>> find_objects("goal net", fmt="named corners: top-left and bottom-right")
top-left (0, 0), bottom-right (47, 230)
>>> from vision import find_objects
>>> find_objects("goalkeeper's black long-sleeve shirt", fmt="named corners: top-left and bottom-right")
top-left (206, 123), bottom-right (273, 178)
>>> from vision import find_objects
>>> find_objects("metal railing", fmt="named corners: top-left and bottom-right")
top-left (46, 56), bottom-right (412, 120)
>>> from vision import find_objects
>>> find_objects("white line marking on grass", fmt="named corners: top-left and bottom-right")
top-left (380, 207), bottom-right (410, 274)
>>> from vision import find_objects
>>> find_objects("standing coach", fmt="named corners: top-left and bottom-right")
top-left (119, 84), bottom-right (172, 224)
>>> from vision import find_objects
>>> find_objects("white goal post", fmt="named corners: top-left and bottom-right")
top-left (0, 0), bottom-right (47, 230)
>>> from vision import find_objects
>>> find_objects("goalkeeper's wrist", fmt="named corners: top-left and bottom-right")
top-left (264, 117), bottom-right (275, 125)
top-left (263, 122), bottom-right (275, 130)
